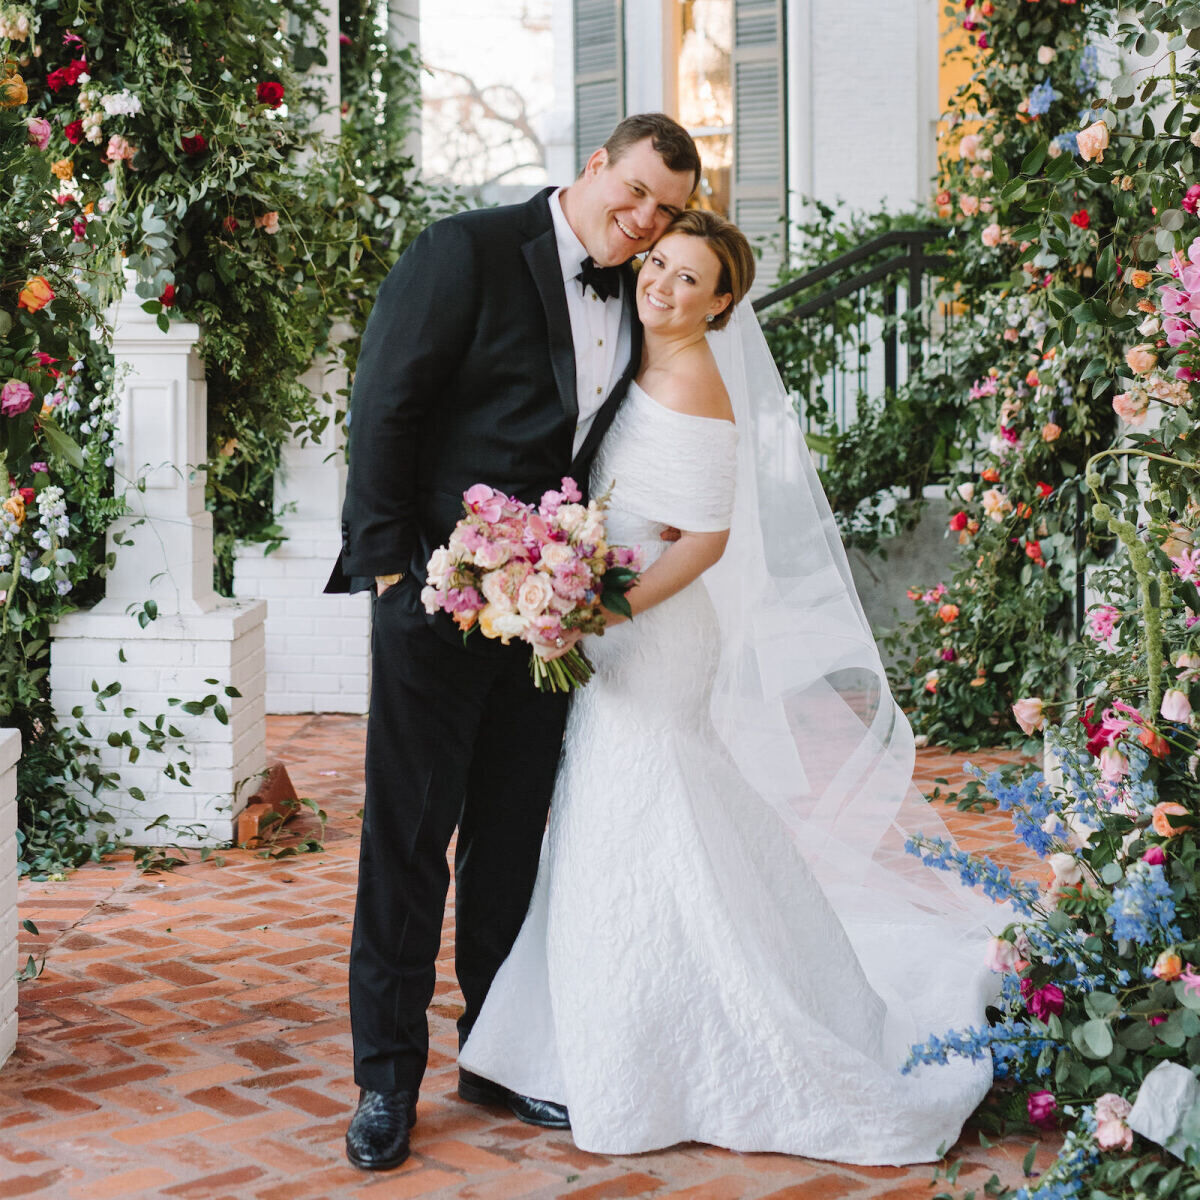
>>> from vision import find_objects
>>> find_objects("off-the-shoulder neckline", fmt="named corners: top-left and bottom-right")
top-left (629, 380), bottom-right (737, 428)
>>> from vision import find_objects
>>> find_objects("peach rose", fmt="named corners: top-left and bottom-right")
top-left (1041, 422), bottom-right (1062, 442)
top-left (1153, 950), bottom-right (1183, 981)
top-left (2, 494), bottom-right (25, 526)
top-left (937, 603), bottom-right (960, 623)
top-left (0, 72), bottom-right (28, 108)
top-left (50, 158), bottom-right (74, 181)
top-left (960, 194), bottom-right (980, 217)
top-left (1151, 802), bottom-right (1190, 837)
top-left (982, 487), bottom-right (1012, 522)
top-left (1124, 344), bottom-right (1158, 375)
top-left (981, 222), bottom-right (1003, 247)
top-left (516, 573), bottom-right (555, 619)
top-left (1076, 120), bottom-right (1109, 163)
top-left (958, 132), bottom-right (982, 161)
top-left (1112, 390), bottom-right (1149, 426)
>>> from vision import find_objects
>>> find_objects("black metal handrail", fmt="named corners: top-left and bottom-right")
top-left (752, 228), bottom-right (948, 406)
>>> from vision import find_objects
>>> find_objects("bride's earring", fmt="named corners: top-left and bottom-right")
top-left (705, 313), bottom-right (714, 323)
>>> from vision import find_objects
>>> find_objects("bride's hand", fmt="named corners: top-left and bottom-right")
top-left (534, 628), bottom-right (584, 660)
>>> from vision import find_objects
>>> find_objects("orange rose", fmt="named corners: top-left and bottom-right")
top-left (50, 158), bottom-right (74, 181)
top-left (2, 494), bottom-right (25, 527)
top-left (1151, 802), bottom-right (1190, 837)
top-left (1125, 344), bottom-right (1158, 375)
top-left (982, 467), bottom-right (1001, 483)
top-left (18, 276), bottom-right (54, 313)
top-left (1025, 369), bottom-right (1041, 387)
top-left (1041, 422), bottom-right (1062, 442)
top-left (0, 72), bottom-right (27, 108)
top-left (1130, 270), bottom-right (1153, 289)
top-left (937, 603), bottom-right (960, 623)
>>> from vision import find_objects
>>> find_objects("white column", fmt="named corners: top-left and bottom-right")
top-left (232, 0), bottom-right (376, 715)
top-left (49, 281), bottom-right (267, 846)
top-left (0, 728), bottom-right (18, 1070)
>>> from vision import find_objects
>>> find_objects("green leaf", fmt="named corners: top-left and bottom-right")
top-left (1161, 208), bottom-right (1187, 231)
top-left (1075, 1018), bottom-right (1114, 1058)
top-left (1021, 142), bottom-right (1048, 176)
top-left (1101, 861), bottom-right (1124, 885)
top-left (37, 414), bottom-right (85, 470)
top-left (1111, 74), bottom-right (1137, 99)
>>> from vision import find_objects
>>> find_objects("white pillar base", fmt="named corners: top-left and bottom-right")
top-left (0, 729), bottom-right (20, 1070)
top-left (49, 601), bottom-right (267, 846)
top-left (234, 523), bottom-right (371, 714)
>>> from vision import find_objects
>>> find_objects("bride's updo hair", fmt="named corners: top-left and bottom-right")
top-left (661, 209), bottom-right (756, 331)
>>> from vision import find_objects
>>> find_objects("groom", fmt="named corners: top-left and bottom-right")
top-left (327, 113), bottom-right (700, 1171)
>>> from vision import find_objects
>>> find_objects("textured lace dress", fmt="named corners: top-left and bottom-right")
top-left (458, 383), bottom-right (992, 1161)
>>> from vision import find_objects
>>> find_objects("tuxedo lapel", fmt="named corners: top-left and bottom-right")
top-left (521, 211), bottom-right (578, 422)
top-left (572, 264), bottom-right (642, 473)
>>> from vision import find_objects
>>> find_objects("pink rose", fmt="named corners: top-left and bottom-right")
top-left (1012, 697), bottom-right (1046, 735)
top-left (1095, 1118), bottom-right (1133, 1151)
top-left (26, 117), bottom-right (51, 149)
top-left (984, 937), bottom-right (1019, 973)
top-left (1184, 184), bottom-right (1200, 215)
top-left (474, 540), bottom-right (509, 571)
top-left (960, 194), bottom-right (980, 217)
top-left (1099, 745), bottom-right (1129, 781)
top-left (981, 222), bottom-right (1003, 247)
top-left (1142, 844), bottom-right (1166, 866)
top-left (1, 379), bottom-right (34, 417)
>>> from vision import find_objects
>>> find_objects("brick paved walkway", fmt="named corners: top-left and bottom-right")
top-left (0, 716), bottom-right (1058, 1200)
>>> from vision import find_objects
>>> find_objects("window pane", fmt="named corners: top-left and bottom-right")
top-left (677, 0), bottom-right (733, 214)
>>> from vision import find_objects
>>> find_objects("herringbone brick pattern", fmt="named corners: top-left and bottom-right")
top-left (1, 717), bottom-right (1056, 1199)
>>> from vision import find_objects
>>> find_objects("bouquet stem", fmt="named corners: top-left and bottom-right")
top-left (530, 647), bottom-right (595, 693)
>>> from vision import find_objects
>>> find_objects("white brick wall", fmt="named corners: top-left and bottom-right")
top-left (235, 521), bottom-right (371, 714)
top-left (0, 728), bottom-right (19, 1071)
top-left (49, 601), bottom-right (267, 846)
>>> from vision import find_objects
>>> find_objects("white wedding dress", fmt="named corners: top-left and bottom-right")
top-left (460, 339), bottom-right (997, 1162)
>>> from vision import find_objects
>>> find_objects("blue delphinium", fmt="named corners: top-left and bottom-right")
top-left (904, 1021), bottom-right (1060, 1079)
top-left (1075, 45), bottom-right (1100, 92)
top-left (1052, 131), bottom-right (1079, 156)
top-left (1106, 860), bottom-right (1183, 945)
top-left (971, 766), bottom-right (1066, 857)
top-left (1013, 1107), bottom-right (1100, 1200)
top-left (905, 834), bottom-right (1040, 915)
top-left (1028, 79), bottom-right (1062, 117)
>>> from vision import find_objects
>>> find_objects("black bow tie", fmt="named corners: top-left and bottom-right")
top-left (576, 256), bottom-right (621, 302)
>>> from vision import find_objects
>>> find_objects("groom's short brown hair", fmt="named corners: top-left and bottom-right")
top-left (602, 114), bottom-right (701, 192)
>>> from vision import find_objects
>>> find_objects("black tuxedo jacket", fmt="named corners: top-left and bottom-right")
top-left (325, 189), bottom-right (641, 636)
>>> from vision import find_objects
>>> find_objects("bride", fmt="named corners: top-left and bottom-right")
top-left (459, 209), bottom-right (999, 1163)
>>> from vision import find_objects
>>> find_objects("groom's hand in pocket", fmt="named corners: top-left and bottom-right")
top-left (660, 526), bottom-right (681, 544)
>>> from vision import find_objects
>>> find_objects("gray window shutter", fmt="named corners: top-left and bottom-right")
top-left (732, 0), bottom-right (786, 293)
top-left (574, 0), bottom-right (625, 173)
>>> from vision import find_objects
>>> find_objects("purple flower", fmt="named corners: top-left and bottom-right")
top-left (30, 462), bottom-right (48, 474)
top-left (1, 379), bottom-right (34, 418)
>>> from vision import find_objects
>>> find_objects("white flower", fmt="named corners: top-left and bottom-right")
top-left (555, 503), bottom-right (587, 534)
top-left (492, 611), bottom-right (528, 641)
top-left (956, 481), bottom-right (975, 503)
top-left (1049, 852), bottom-right (1083, 885)
top-left (1037, 46), bottom-right (1057, 65)
top-left (539, 541), bottom-right (574, 570)
top-left (100, 89), bottom-right (143, 117)
top-left (425, 546), bottom-right (453, 587)
top-left (1138, 315), bottom-right (1161, 337)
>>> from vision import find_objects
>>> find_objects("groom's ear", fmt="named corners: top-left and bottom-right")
top-left (582, 147), bottom-right (609, 179)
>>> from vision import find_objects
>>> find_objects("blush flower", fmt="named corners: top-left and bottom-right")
top-left (1012, 697), bottom-right (1046, 735)
top-left (1076, 120), bottom-right (1109, 162)
top-left (26, 117), bottom-right (51, 149)
top-left (1124, 344), bottom-right (1158, 374)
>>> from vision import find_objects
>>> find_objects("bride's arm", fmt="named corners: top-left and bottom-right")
top-left (603, 527), bottom-right (729, 626)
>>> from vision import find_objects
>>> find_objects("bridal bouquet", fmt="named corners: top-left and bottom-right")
top-left (421, 477), bottom-right (642, 692)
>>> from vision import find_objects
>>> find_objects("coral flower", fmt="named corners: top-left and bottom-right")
top-left (1161, 688), bottom-right (1193, 722)
top-left (1130, 270), bottom-right (1153, 288)
top-left (937, 603), bottom-right (960, 623)
top-left (1151, 802), bottom-right (1189, 837)
top-left (1138, 725), bottom-right (1170, 758)
top-left (1041, 422), bottom-right (1062, 442)
top-left (18, 276), bottom-right (54, 312)
top-left (981, 466), bottom-right (1001, 483)
top-left (1070, 209), bottom-right (1090, 229)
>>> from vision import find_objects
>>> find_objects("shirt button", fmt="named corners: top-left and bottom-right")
top-left (595, 386), bottom-right (602, 395)
top-left (597, 338), bottom-right (604, 346)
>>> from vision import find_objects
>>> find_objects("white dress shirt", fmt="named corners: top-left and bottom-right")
top-left (549, 189), bottom-right (632, 456)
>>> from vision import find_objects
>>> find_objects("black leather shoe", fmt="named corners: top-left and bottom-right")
top-left (458, 1068), bottom-right (570, 1129)
top-left (345, 1088), bottom-right (417, 1171)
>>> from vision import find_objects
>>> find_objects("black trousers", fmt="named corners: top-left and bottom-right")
top-left (349, 580), bottom-right (569, 1094)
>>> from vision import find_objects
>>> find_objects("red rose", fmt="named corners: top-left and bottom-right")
top-left (977, 34), bottom-right (989, 49)
top-left (256, 80), bottom-right (285, 108)
top-left (63, 119), bottom-right (84, 144)
top-left (1070, 209), bottom-right (1090, 229)
top-left (159, 284), bottom-right (176, 308)
top-left (222, 215), bottom-right (239, 232)
top-left (47, 58), bottom-right (87, 93)
top-left (1036, 481), bottom-right (1053, 498)
top-left (181, 133), bottom-right (208, 156)
top-left (949, 511), bottom-right (969, 531)
top-left (18, 487), bottom-right (35, 506)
